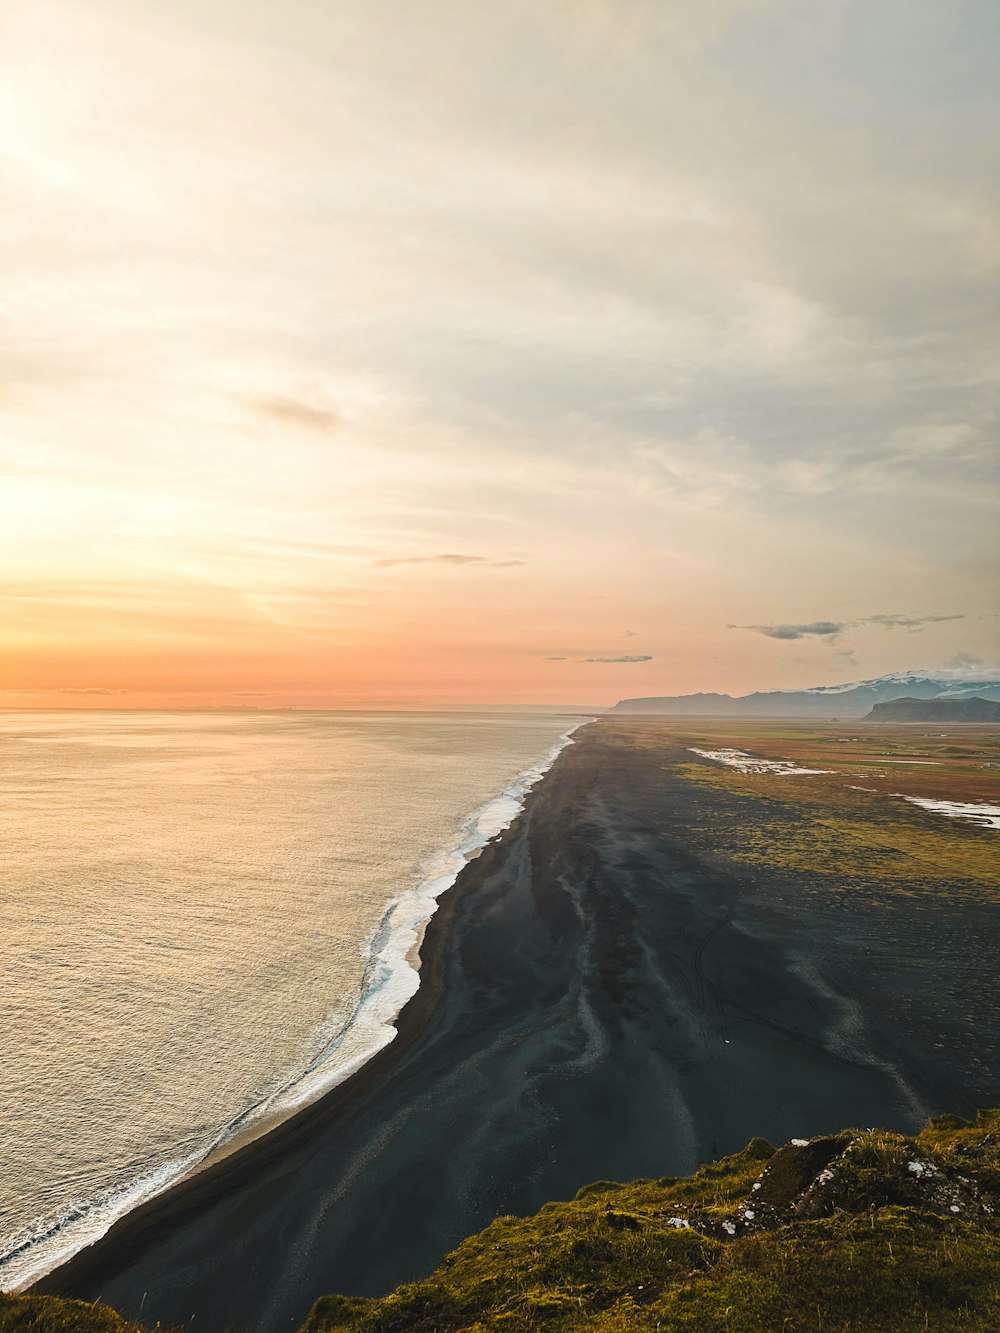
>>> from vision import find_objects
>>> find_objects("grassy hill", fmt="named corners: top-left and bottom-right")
top-left (302, 1109), bottom-right (1000, 1331)
top-left (4, 1110), bottom-right (998, 1332)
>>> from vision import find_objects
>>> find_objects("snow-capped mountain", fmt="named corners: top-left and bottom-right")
top-left (610, 670), bottom-right (1000, 718)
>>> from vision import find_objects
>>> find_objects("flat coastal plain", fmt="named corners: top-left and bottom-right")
top-left (42, 719), bottom-right (1000, 1332)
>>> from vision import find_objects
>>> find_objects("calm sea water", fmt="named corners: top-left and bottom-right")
top-left (0, 709), bottom-right (579, 1289)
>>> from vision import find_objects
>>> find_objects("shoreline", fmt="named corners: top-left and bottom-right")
top-left (38, 718), bottom-right (998, 1332)
top-left (30, 721), bottom-right (591, 1299)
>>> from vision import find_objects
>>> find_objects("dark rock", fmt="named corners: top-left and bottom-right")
top-left (751, 1137), bottom-right (846, 1209)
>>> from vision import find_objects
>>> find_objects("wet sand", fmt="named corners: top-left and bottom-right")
top-left (39, 721), bottom-right (999, 1331)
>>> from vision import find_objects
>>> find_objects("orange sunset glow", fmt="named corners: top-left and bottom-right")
top-left (2, 1), bottom-right (997, 707)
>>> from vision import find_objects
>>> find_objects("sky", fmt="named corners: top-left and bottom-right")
top-left (2, 0), bottom-right (998, 707)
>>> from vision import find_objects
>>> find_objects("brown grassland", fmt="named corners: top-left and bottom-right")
top-left (611, 719), bottom-right (1000, 895)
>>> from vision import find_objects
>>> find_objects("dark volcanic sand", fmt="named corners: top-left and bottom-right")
top-left (41, 722), bottom-right (999, 1331)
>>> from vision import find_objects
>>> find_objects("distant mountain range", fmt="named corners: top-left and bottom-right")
top-left (865, 695), bottom-right (1000, 723)
top-left (610, 671), bottom-right (1000, 719)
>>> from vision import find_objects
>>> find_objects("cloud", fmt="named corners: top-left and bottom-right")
top-left (582, 654), bottom-right (653, 664)
top-left (253, 395), bottom-right (339, 433)
top-left (373, 553), bottom-right (525, 568)
top-left (730, 613), bottom-right (965, 642)
top-left (1, 2), bottom-right (995, 705)
top-left (729, 621), bottom-right (847, 641)
top-left (624, 629), bottom-right (637, 637)
top-left (57, 687), bottom-right (128, 695)
top-left (865, 613), bottom-right (965, 630)
top-left (944, 651), bottom-right (984, 671)
top-left (546, 655), bottom-right (568, 660)
top-left (0, 686), bottom-right (134, 695)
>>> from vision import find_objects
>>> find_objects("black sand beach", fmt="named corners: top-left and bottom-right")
top-left (40, 721), bottom-right (999, 1331)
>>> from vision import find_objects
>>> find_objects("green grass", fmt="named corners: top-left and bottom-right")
top-left (0, 1294), bottom-right (164, 1332)
top-left (301, 1110), bottom-right (1000, 1332)
top-left (676, 759), bottom-right (1000, 890)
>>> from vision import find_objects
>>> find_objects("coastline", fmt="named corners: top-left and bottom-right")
top-left (34, 760), bottom-right (556, 1303)
top-left (39, 719), bottom-right (998, 1332)
top-left (11, 719), bottom-right (589, 1295)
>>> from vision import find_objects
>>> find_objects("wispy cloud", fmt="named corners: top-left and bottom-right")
top-left (0, 686), bottom-right (131, 695)
top-left (582, 654), bottom-right (653, 664)
top-left (730, 613), bottom-right (964, 642)
top-left (944, 651), bottom-right (984, 671)
top-left (729, 621), bottom-right (847, 641)
top-left (865, 613), bottom-right (965, 630)
top-left (56, 687), bottom-right (129, 695)
top-left (373, 553), bottom-right (525, 569)
top-left (253, 395), bottom-right (338, 433)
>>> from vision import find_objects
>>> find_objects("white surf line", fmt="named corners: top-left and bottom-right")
top-left (689, 747), bottom-right (830, 776)
top-left (896, 795), bottom-right (1000, 830)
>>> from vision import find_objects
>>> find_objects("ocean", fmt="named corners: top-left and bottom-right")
top-left (0, 708), bottom-right (580, 1291)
